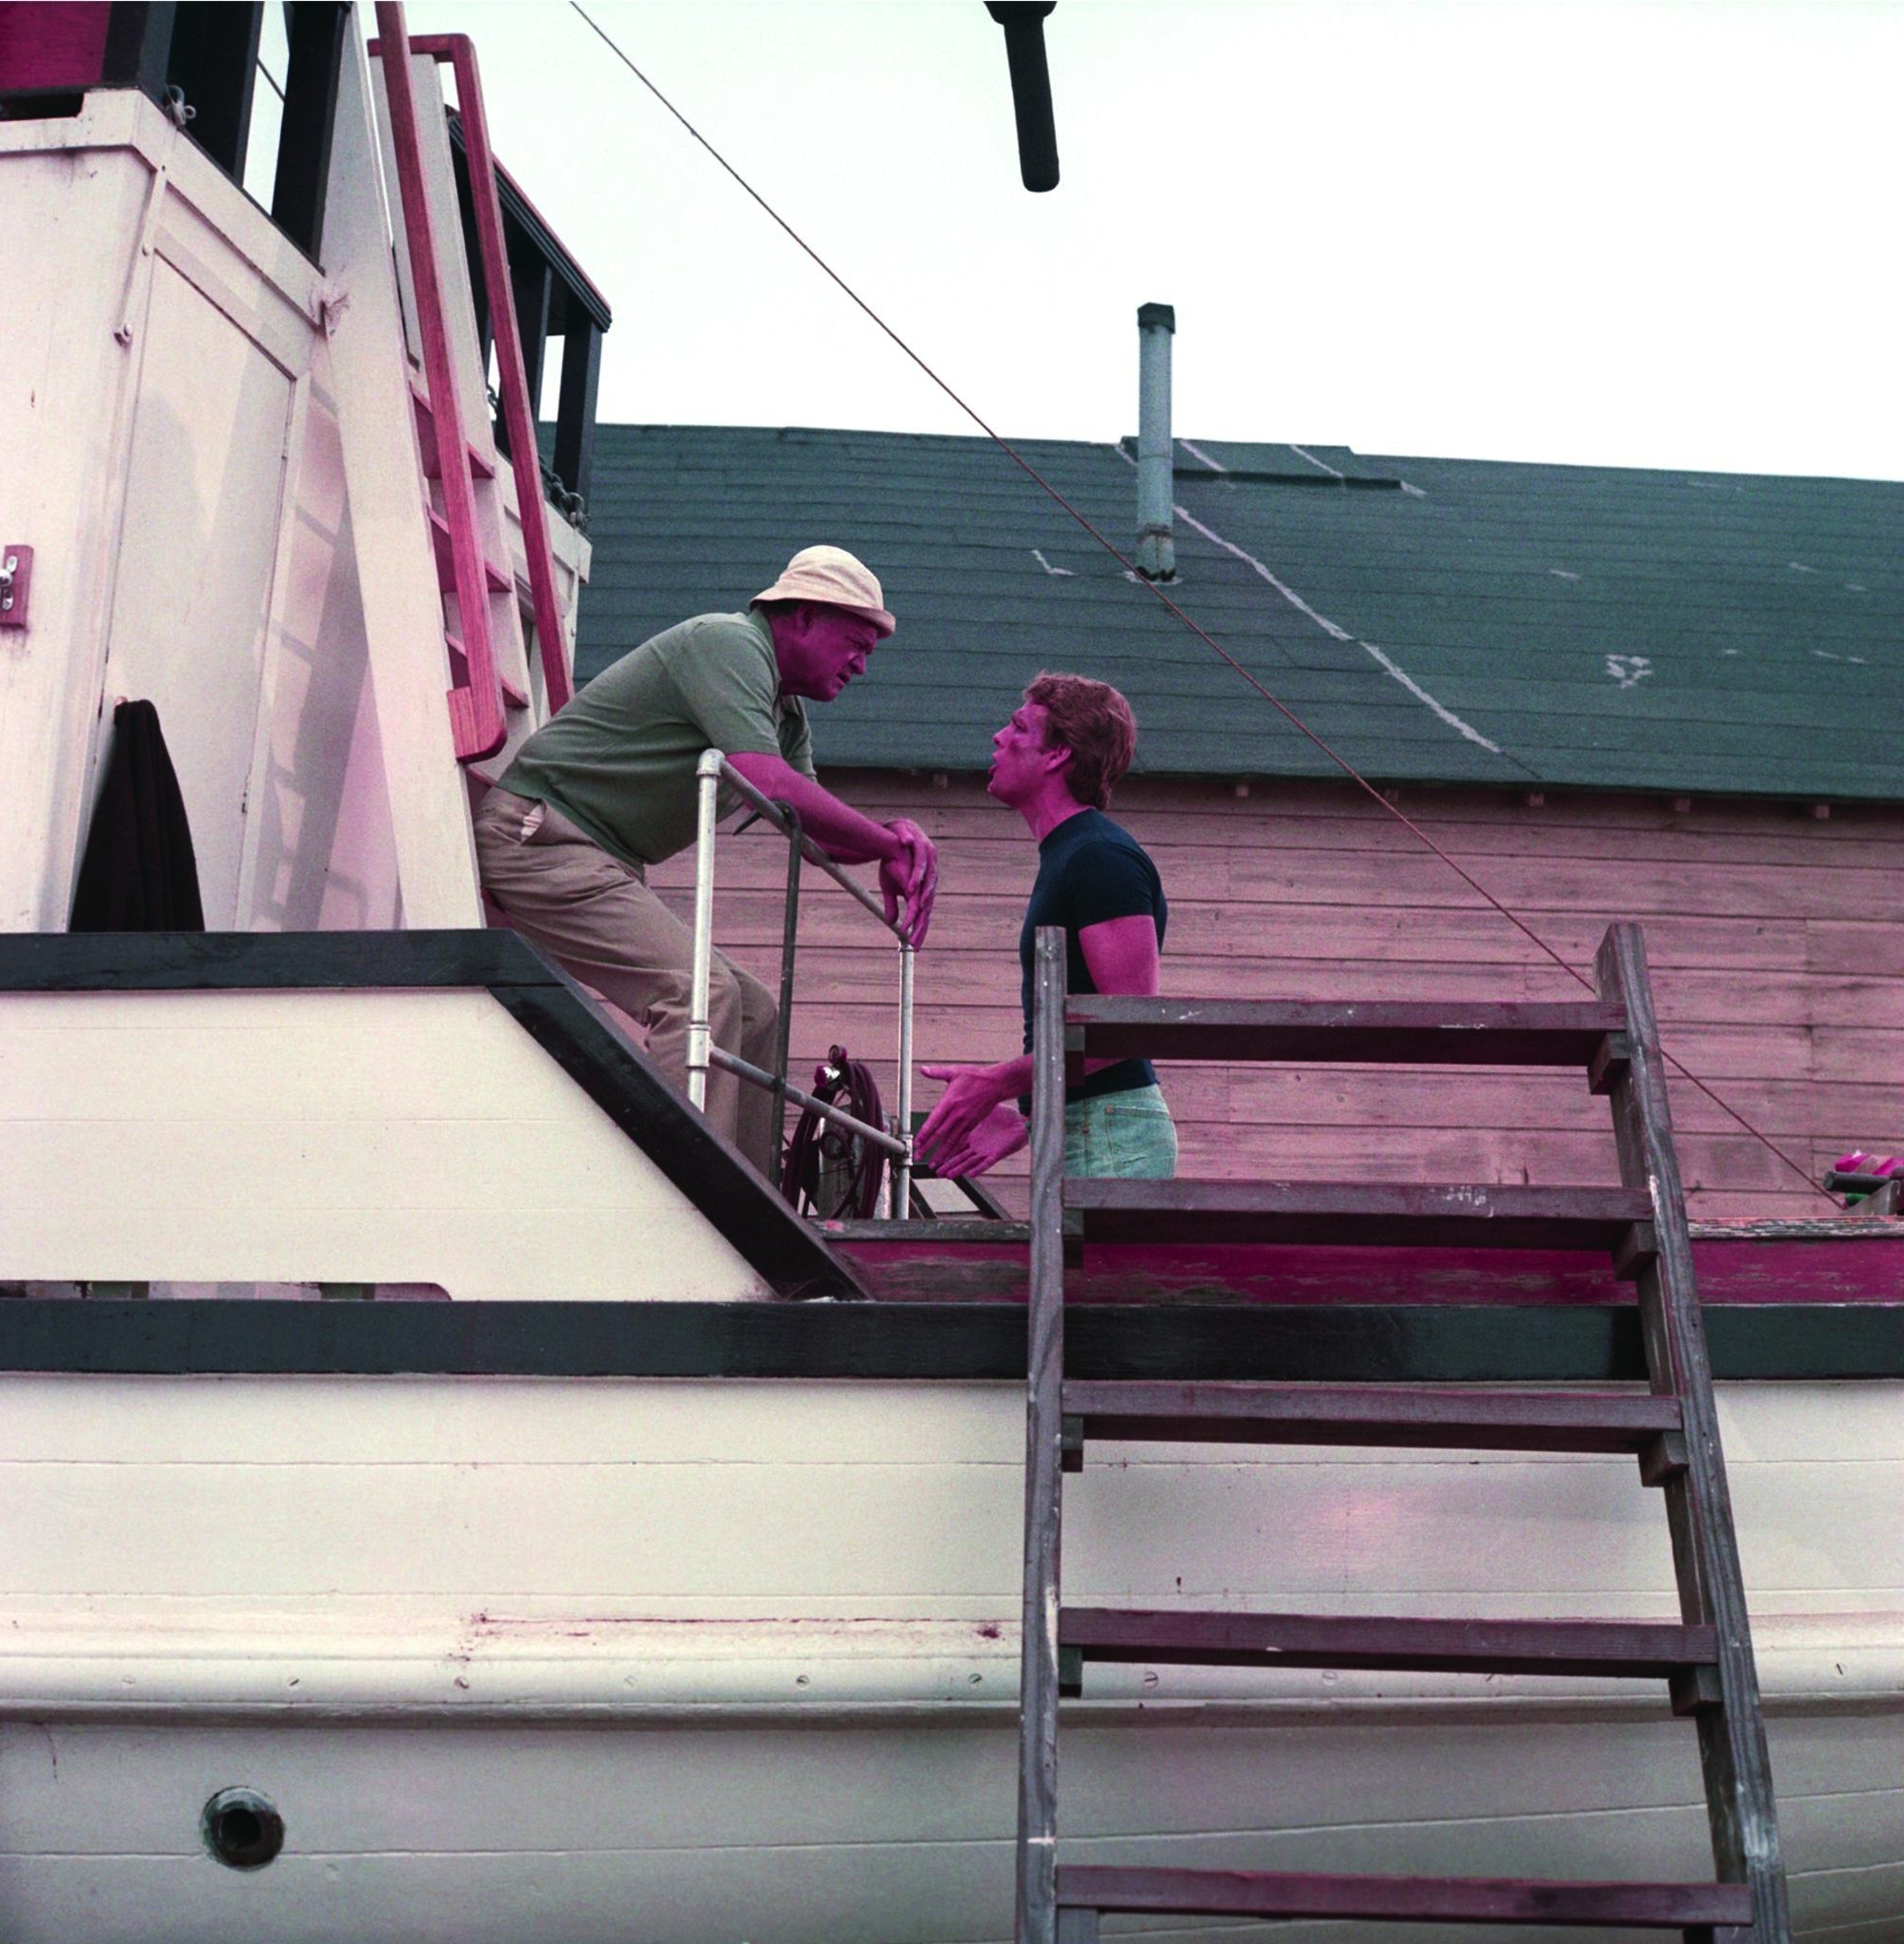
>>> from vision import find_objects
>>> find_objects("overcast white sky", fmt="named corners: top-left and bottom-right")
top-left (400, 1), bottom-right (1902, 481)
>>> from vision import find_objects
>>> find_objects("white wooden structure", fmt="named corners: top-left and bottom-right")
top-left (0, 986), bottom-right (767, 1302)
top-left (0, 1378), bottom-right (1895, 1940)
top-left (0, 39), bottom-right (587, 942)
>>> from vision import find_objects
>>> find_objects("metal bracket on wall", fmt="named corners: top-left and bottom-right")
top-left (0, 545), bottom-right (31, 629)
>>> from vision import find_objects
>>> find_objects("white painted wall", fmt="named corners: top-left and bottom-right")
top-left (0, 989), bottom-right (766, 1301)
top-left (0, 58), bottom-right (588, 942)
top-left (0, 90), bottom-right (420, 934)
top-left (0, 96), bottom-right (212, 931)
top-left (237, 380), bottom-right (404, 931)
top-left (99, 260), bottom-right (302, 925)
top-left (0, 1374), bottom-right (1894, 1941)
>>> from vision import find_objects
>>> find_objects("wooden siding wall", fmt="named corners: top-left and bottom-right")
top-left (648, 774), bottom-right (1904, 1222)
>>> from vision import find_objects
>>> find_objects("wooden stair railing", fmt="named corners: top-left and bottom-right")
top-left (1016, 921), bottom-right (1791, 1944)
top-left (370, 8), bottom-right (575, 767)
top-left (404, 30), bottom-right (574, 717)
top-left (371, 4), bottom-right (507, 761)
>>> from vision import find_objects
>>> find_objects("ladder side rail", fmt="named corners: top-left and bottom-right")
top-left (414, 31), bottom-right (574, 713)
top-left (371, 5), bottom-right (504, 760)
top-left (1016, 925), bottom-right (1068, 1944)
top-left (1595, 921), bottom-right (1791, 1944)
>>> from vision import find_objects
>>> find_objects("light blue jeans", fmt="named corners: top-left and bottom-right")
top-left (1063, 1083), bottom-right (1178, 1179)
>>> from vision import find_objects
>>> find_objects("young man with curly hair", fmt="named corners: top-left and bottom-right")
top-left (916, 672), bottom-right (1176, 1180)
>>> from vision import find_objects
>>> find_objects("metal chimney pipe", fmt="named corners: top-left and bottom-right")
top-left (1136, 302), bottom-right (1176, 580)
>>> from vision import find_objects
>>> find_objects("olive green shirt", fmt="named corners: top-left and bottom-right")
top-left (498, 609), bottom-right (815, 868)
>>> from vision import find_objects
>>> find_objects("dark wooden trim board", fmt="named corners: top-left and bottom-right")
top-left (0, 1300), bottom-right (1898, 1380)
top-left (0, 930), bottom-right (864, 1302)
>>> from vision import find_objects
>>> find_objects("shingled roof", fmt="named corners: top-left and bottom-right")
top-left (574, 425), bottom-right (1904, 800)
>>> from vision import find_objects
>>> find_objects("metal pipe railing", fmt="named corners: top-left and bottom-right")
top-left (710, 1048), bottom-right (907, 1159)
top-left (767, 806), bottom-right (804, 1191)
top-left (715, 756), bottom-right (893, 921)
top-left (686, 750), bottom-right (722, 1110)
top-left (688, 750), bottom-right (917, 1216)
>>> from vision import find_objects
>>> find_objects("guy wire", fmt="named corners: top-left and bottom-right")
top-left (570, 1), bottom-right (1835, 1208)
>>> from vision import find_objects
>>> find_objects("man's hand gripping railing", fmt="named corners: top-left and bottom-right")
top-left (689, 750), bottom-right (919, 1214)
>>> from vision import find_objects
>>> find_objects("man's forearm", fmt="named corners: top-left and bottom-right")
top-left (726, 755), bottom-right (901, 862)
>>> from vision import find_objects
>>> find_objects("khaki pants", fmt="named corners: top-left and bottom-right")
top-left (474, 789), bottom-right (781, 1173)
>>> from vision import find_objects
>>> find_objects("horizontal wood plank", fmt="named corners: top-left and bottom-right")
top-left (1060, 1382), bottom-right (1684, 1453)
top-left (1068, 1180), bottom-right (1654, 1252)
top-left (1065, 996), bottom-right (1626, 1068)
top-left (1057, 1865), bottom-right (1756, 1927)
top-left (1058, 1608), bottom-right (1716, 1679)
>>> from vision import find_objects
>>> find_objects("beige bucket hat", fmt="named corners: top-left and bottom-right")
top-left (751, 545), bottom-right (896, 637)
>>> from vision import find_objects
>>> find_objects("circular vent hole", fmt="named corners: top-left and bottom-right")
top-left (201, 1788), bottom-right (285, 1871)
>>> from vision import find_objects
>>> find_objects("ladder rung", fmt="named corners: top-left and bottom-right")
top-left (1059, 1609), bottom-right (1715, 1680)
top-left (1057, 1865), bottom-right (1754, 1929)
top-left (411, 383), bottom-right (496, 479)
top-left (444, 635), bottom-right (529, 710)
top-left (1061, 1382), bottom-right (1685, 1454)
top-left (1064, 997), bottom-right (1629, 1069)
top-left (1067, 1179), bottom-right (1654, 1252)
top-left (427, 506), bottom-right (511, 594)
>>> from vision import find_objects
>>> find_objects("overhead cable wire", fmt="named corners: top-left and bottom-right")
top-left (569, 1), bottom-right (1833, 1208)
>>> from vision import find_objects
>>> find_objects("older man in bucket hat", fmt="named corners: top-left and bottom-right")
top-left (475, 546), bottom-right (937, 1174)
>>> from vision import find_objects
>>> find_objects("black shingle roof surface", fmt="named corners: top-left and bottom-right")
top-left (571, 425), bottom-right (1904, 799)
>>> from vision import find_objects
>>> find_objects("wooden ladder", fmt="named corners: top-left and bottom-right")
top-left (372, 7), bottom-right (572, 763)
top-left (1016, 921), bottom-right (1791, 1944)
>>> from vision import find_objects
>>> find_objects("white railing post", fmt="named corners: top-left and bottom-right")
top-left (687, 749), bottom-right (723, 1111)
top-left (892, 942), bottom-right (916, 1219)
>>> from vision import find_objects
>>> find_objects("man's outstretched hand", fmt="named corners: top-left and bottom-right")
top-left (917, 1061), bottom-right (1026, 1178)
top-left (918, 1097), bottom-right (1027, 1180)
top-left (880, 819), bottom-right (939, 946)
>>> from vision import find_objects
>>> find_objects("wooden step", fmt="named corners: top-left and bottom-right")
top-left (1064, 996), bottom-right (1629, 1080)
top-left (443, 632), bottom-right (530, 709)
top-left (410, 383), bottom-right (496, 479)
top-left (1058, 1609), bottom-right (1715, 1685)
top-left (1067, 1179), bottom-right (1655, 1257)
top-left (427, 505), bottom-right (511, 594)
top-left (1056, 1865), bottom-right (1754, 1930)
top-left (1060, 1381), bottom-right (1686, 1469)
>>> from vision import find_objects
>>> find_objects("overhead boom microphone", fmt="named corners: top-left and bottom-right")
top-left (984, 2), bottom-right (1060, 192)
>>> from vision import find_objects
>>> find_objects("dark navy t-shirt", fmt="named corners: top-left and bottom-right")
top-left (1019, 807), bottom-right (1168, 1103)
